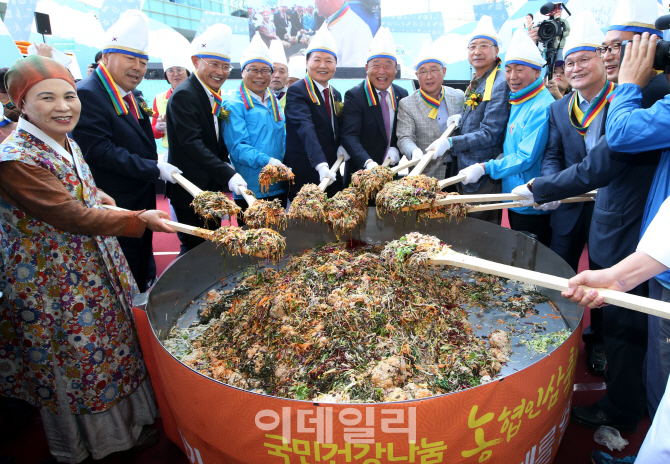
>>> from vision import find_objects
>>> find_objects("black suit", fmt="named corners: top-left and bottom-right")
top-left (73, 73), bottom-right (159, 292)
top-left (290, 10), bottom-right (303, 36)
top-left (284, 79), bottom-right (343, 199)
top-left (274, 11), bottom-right (290, 39)
top-left (341, 81), bottom-right (408, 187)
top-left (166, 74), bottom-right (236, 252)
top-left (533, 73), bottom-right (670, 425)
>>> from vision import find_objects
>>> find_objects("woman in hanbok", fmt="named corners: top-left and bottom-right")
top-left (0, 55), bottom-right (174, 463)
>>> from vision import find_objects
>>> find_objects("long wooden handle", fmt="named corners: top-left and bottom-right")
top-left (467, 196), bottom-right (594, 213)
top-left (408, 122), bottom-right (458, 177)
top-left (172, 172), bottom-right (203, 197)
top-left (390, 157), bottom-right (421, 174)
top-left (318, 155), bottom-right (345, 191)
top-left (403, 191), bottom-right (598, 211)
top-left (240, 189), bottom-right (256, 207)
top-left (382, 157), bottom-right (392, 168)
top-left (102, 204), bottom-right (208, 237)
top-left (429, 251), bottom-right (670, 319)
top-left (438, 174), bottom-right (467, 189)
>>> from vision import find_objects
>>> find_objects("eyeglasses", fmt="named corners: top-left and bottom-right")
top-left (199, 57), bottom-right (233, 72)
top-left (565, 56), bottom-right (595, 70)
top-left (467, 44), bottom-right (496, 52)
top-left (595, 43), bottom-right (622, 57)
top-left (416, 68), bottom-right (443, 78)
top-left (166, 67), bottom-right (186, 75)
top-left (369, 63), bottom-right (397, 71)
top-left (245, 67), bottom-right (272, 76)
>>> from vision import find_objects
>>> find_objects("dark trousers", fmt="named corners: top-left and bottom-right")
top-left (172, 204), bottom-right (217, 255)
top-left (234, 191), bottom-right (288, 228)
top-left (551, 202), bottom-right (594, 273)
top-left (645, 279), bottom-right (670, 419)
top-left (583, 256), bottom-right (605, 351)
top-left (591, 258), bottom-right (649, 423)
top-left (507, 210), bottom-right (552, 248)
top-left (117, 230), bottom-right (155, 293)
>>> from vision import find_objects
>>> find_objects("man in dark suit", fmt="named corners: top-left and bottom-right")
top-left (274, 5), bottom-right (291, 40)
top-left (290, 5), bottom-right (304, 37)
top-left (165, 23), bottom-right (245, 253)
top-left (284, 25), bottom-right (346, 199)
top-left (72, 10), bottom-right (180, 292)
top-left (341, 27), bottom-right (408, 188)
top-left (513, 14), bottom-right (670, 432)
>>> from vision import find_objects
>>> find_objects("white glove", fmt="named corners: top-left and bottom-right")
top-left (447, 114), bottom-right (462, 128)
top-left (534, 201), bottom-right (561, 211)
top-left (337, 146), bottom-right (350, 162)
top-left (426, 136), bottom-right (452, 160)
top-left (386, 147), bottom-right (400, 165)
top-left (228, 173), bottom-right (247, 195)
top-left (511, 182), bottom-right (535, 207)
top-left (411, 147), bottom-right (423, 161)
top-left (459, 164), bottom-right (485, 185)
top-left (268, 158), bottom-right (286, 167)
top-left (157, 160), bottom-right (182, 183)
top-left (155, 121), bottom-right (166, 133)
top-left (365, 160), bottom-right (379, 170)
top-left (316, 162), bottom-right (336, 187)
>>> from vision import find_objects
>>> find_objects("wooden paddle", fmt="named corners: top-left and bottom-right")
top-left (401, 190), bottom-right (598, 211)
top-left (318, 155), bottom-right (345, 191)
top-left (407, 121), bottom-right (458, 177)
top-left (467, 195), bottom-right (594, 213)
top-left (173, 172), bottom-right (258, 208)
top-left (427, 248), bottom-right (670, 319)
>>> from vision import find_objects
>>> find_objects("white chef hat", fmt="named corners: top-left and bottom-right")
top-left (102, 9), bottom-right (149, 60)
top-left (367, 26), bottom-right (397, 63)
top-left (413, 40), bottom-right (444, 70)
top-left (608, 0), bottom-right (661, 36)
top-left (505, 28), bottom-right (546, 70)
top-left (470, 15), bottom-right (500, 47)
top-left (192, 23), bottom-right (232, 63)
top-left (563, 10), bottom-right (605, 59)
top-left (288, 54), bottom-right (306, 79)
top-left (241, 32), bottom-right (274, 70)
top-left (306, 23), bottom-right (338, 60)
top-left (269, 39), bottom-right (288, 68)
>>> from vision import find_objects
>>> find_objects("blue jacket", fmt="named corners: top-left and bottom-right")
top-left (222, 89), bottom-right (286, 199)
top-left (450, 64), bottom-right (510, 192)
top-left (606, 82), bottom-right (670, 287)
top-left (533, 73), bottom-right (669, 267)
top-left (485, 78), bottom-right (553, 215)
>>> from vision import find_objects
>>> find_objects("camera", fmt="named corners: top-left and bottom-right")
top-left (620, 38), bottom-right (670, 73)
top-left (536, 2), bottom-right (570, 79)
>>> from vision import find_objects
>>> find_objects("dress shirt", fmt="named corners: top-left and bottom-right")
top-left (195, 73), bottom-right (220, 138)
top-left (577, 90), bottom-right (604, 154)
top-left (314, 79), bottom-right (334, 133)
top-left (250, 88), bottom-right (271, 108)
top-left (374, 87), bottom-right (395, 134)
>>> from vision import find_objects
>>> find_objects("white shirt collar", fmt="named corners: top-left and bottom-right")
top-left (313, 79), bottom-right (329, 93)
top-left (194, 72), bottom-right (215, 100)
top-left (577, 82), bottom-right (609, 106)
top-left (249, 88), bottom-right (272, 106)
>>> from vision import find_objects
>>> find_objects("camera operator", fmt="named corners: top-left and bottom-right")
top-left (532, 2), bottom-right (571, 79)
top-left (512, 5), bottom-right (669, 434)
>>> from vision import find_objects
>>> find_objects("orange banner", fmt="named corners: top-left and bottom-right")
top-left (134, 308), bottom-right (581, 464)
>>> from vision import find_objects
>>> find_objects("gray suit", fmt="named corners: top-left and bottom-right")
top-left (397, 86), bottom-right (465, 180)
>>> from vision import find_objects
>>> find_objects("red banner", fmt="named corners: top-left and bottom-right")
top-left (134, 308), bottom-right (581, 464)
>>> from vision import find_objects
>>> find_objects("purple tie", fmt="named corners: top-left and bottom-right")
top-left (379, 90), bottom-right (391, 156)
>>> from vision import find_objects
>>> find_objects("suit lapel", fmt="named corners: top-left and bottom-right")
top-left (316, 86), bottom-right (334, 137)
top-left (190, 74), bottom-right (217, 136)
top-left (371, 99), bottom-right (387, 140)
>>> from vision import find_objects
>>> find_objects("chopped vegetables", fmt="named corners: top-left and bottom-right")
top-left (192, 191), bottom-right (242, 222)
top-left (522, 330), bottom-right (571, 354)
top-left (325, 187), bottom-right (368, 239)
top-left (195, 226), bottom-right (286, 263)
top-left (243, 195), bottom-right (288, 230)
top-left (259, 164), bottom-right (295, 193)
top-left (375, 175), bottom-right (439, 217)
top-left (381, 232), bottom-right (450, 268)
top-left (416, 192), bottom-right (470, 223)
top-left (351, 166), bottom-right (394, 202)
top-left (288, 184), bottom-right (328, 222)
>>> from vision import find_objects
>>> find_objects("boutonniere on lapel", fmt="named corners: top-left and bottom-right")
top-left (137, 99), bottom-right (155, 117)
top-left (464, 91), bottom-right (482, 110)
top-left (217, 106), bottom-right (231, 122)
top-left (334, 101), bottom-right (343, 117)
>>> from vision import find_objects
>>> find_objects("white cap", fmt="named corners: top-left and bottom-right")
top-left (27, 44), bottom-right (73, 68)
top-left (192, 23), bottom-right (233, 63)
top-left (102, 10), bottom-right (149, 60)
top-left (241, 32), bottom-right (274, 70)
top-left (470, 15), bottom-right (500, 48)
top-left (413, 40), bottom-right (444, 70)
top-left (269, 39), bottom-right (288, 68)
top-left (608, 0), bottom-right (661, 36)
top-left (162, 47), bottom-right (193, 73)
top-left (306, 23), bottom-right (338, 60)
top-left (288, 54), bottom-right (306, 80)
top-left (505, 28), bottom-right (545, 70)
top-left (367, 26), bottom-right (397, 63)
top-left (563, 10), bottom-right (605, 59)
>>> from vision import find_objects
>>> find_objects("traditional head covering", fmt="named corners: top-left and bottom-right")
top-left (505, 28), bottom-right (546, 70)
top-left (413, 40), bottom-right (444, 71)
top-left (563, 10), bottom-right (605, 59)
top-left (470, 15), bottom-right (499, 47)
top-left (306, 23), bottom-right (338, 60)
top-left (288, 54), bottom-right (306, 80)
top-left (608, 0), bottom-right (661, 36)
top-left (269, 40), bottom-right (288, 68)
top-left (367, 26), bottom-right (397, 63)
top-left (5, 55), bottom-right (76, 110)
top-left (102, 9), bottom-right (149, 60)
top-left (241, 32), bottom-right (274, 71)
top-left (192, 23), bottom-right (233, 63)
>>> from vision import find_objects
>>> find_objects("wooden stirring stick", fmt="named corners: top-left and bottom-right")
top-left (407, 121), bottom-right (458, 177)
top-left (401, 190), bottom-right (598, 211)
top-left (467, 195), bottom-right (594, 213)
top-left (318, 155), bottom-right (345, 191)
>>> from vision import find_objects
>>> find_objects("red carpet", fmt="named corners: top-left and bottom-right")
top-left (0, 200), bottom-right (648, 463)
